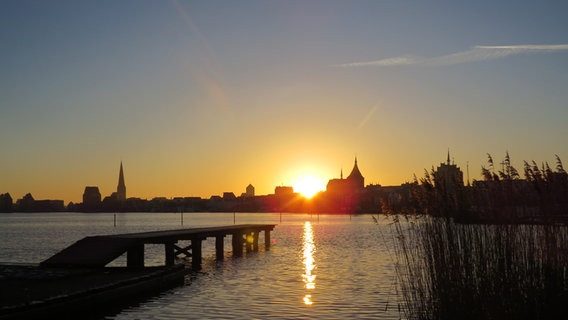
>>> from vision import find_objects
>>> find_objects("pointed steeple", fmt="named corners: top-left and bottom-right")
top-left (340, 168), bottom-right (343, 179)
top-left (117, 161), bottom-right (126, 201)
top-left (447, 149), bottom-right (451, 165)
top-left (346, 157), bottom-right (364, 189)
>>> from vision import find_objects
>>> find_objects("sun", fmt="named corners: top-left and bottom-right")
top-left (294, 175), bottom-right (326, 198)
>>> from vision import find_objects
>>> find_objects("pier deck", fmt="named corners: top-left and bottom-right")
top-left (40, 224), bottom-right (276, 270)
top-left (0, 264), bottom-right (185, 320)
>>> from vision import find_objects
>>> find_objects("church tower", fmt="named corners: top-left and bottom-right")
top-left (346, 157), bottom-right (365, 190)
top-left (117, 161), bottom-right (126, 201)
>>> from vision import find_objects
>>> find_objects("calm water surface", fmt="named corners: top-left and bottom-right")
top-left (0, 212), bottom-right (403, 319)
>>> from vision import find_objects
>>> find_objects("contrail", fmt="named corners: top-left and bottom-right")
top-left (334, 44), bottom-right (568, 67)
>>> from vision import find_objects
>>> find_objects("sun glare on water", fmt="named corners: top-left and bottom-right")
top-left (294, 175), bottom-right (326, 198)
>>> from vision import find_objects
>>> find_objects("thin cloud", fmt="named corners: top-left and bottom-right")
top-left (339, 55), bottom-right (420, 67)
top-left (335, 44), bottom-right (568, 67)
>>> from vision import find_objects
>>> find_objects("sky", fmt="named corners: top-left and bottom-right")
top-left (1, 0), bottom-right (568, 204)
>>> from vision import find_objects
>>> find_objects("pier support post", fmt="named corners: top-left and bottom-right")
top-left (253, 231), bottom-right (259, 251)
top-left (232, 231), bottom-right (243, 257)
top-left (215, 235), bottom-right (225, 260)
top-left (165, 242), bottom-right (175, 266)
top-left (127, 244), bottom-right (144, 268)
top-left (264, 229), bottom-right (271, 250)
top-left (191, 238), bottom-right (203, 270)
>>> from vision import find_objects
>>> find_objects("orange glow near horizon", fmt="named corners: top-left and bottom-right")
top-left (293, 175), bottom-right (326, 198)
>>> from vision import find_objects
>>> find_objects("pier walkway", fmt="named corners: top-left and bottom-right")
top-left (40, 224), bottom-right (276, 270)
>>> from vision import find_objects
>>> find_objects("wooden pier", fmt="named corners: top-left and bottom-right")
top-left (40, 224), bottom-right (276, 270)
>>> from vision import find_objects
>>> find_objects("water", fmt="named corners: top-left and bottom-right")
top-left (0, 212), bottom-right (403, 319)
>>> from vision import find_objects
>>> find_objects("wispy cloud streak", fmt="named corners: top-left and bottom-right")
top-left (335, 44), bottom-right (568, 67)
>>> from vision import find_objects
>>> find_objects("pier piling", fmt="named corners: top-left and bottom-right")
top-left (215, 235), bottom-right (225, 260)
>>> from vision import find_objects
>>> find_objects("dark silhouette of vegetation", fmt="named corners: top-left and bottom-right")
top-left (387, 214), bottom-right (568, 319)
top-left (381, 152), bottom-right (568, 318)
top-left (472, 153), bottom-right (568, 223)
top-left (386, 152), bottom-right (568, 223)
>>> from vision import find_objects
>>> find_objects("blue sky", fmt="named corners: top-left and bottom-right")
top-left (1, 1), bottom-right (568, 202)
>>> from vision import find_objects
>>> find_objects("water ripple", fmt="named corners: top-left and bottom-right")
top-left (0, 212), bottom-right (403, 319)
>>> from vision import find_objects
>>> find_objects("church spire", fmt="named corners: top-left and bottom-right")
top-left (346, 156), bottom-right (365, 189)
top-left (447, 149), bottom-right (451, 165)
top-left (117, 161), bottom-right (126, 201)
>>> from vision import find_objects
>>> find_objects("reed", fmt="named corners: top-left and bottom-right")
top-left (390, 215), bottom-right (568, 319)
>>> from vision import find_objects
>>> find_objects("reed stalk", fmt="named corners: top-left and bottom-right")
top-left (390, 215), bottom-right (568, 319)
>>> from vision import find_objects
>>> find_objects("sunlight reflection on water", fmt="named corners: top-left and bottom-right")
top-left (302, 221), bottom-right (316, 305)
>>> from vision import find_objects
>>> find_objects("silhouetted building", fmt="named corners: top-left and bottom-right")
top-left (239, 185), bottom-right (258, 211)
top-left (275, 186), bottom-right (294, 196)
top-left (97, 162), bottom-right (127, 212)
top-left (33, 200), bottom-right (65, 212)
top-left (223, 192), bottom-right (237, 201)
top-left (12, 193), bottom-right (64, 212)
top-left (272, 186), bottom-right (302, 212)
top-left (83, 186), bottom-right (101, 212)
top-left (117, 161), bottom-right (126, 201)
top-left (435, 151), bottom-right (464, 191)
top-left (326, 157), bottom-right (365, 193)
top-left (434, 151), bottom-right (465, 216)
top-left (16, 193), bottom-right (35, 212)
top-left (0, 193), bottom-right (13, 212)
top-left (244, 184), bottom-right (255, 197)
top-left (325, 157), bottom-right (366, 213)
